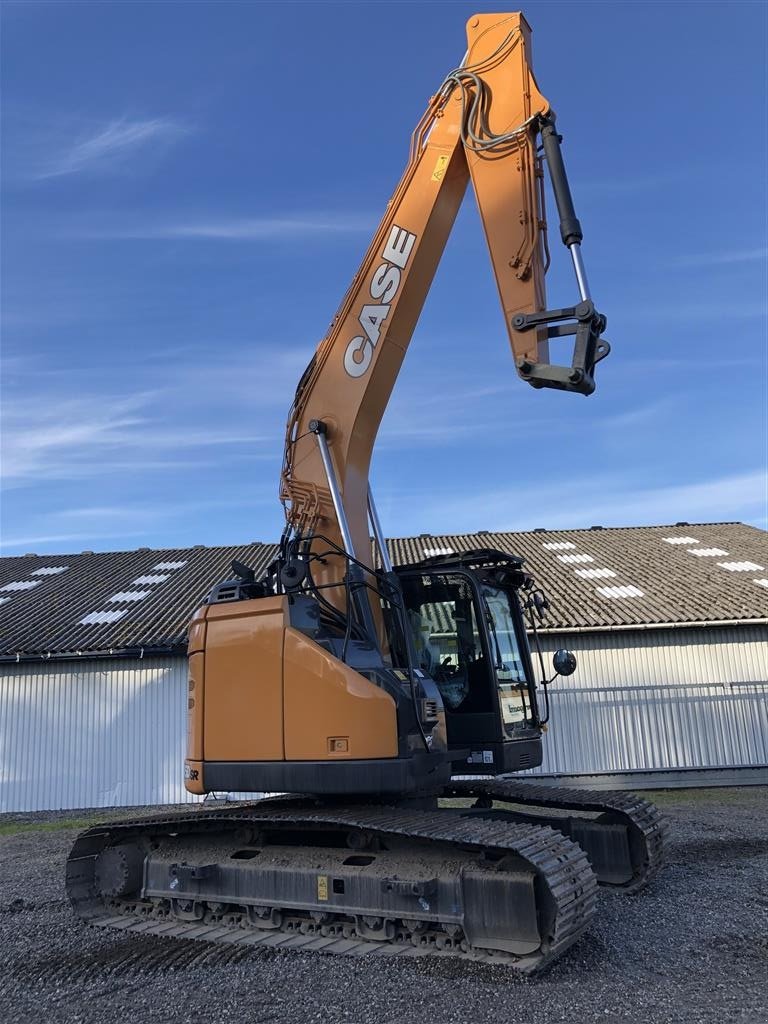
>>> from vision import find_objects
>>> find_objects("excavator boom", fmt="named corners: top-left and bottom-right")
top-left (281, 12), bottom-right (609, 583)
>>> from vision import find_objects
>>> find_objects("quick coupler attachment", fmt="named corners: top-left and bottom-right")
top-left (512, 300), bottom-right (610, 396)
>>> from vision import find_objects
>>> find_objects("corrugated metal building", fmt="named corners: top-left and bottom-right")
top-left (1, 523), bottom-right (766, 811)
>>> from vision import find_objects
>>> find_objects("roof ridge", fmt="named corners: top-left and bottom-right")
top-left (2, 523), bottom-right (765, 561)
top-left (384, 522), bottom-right (750, 541)
top-left (0, 541), bottom-right (272, 561)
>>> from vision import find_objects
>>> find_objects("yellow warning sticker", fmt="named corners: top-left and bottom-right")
top-left (317, 875), bottom-right (329, 901)
top-left (431, 154), bottom-right (449, 182)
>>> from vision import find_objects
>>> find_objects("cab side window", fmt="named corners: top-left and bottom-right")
top-left (400, 573), bottom-right (492, 713)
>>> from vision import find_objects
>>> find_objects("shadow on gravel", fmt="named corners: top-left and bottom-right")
top-left (395, 929), bottom-right (610, 985)
top-left (5, 935), bottom-right (270, 985)
top-left (708, 934), bottom-right (768, 962)
top-left (671, 837), bottom-right (768, 866)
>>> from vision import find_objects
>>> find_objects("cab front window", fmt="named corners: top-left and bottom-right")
top-left (482, 584), bottom-right (533, 727)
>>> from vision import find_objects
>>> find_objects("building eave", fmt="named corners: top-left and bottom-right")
top-left (0, 644), bottom-right (185, 665)
top-left (536, 618), bottom-right (768, 635)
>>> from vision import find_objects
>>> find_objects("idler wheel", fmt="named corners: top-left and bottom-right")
top-left (94, 844), bottom-right (144, 898)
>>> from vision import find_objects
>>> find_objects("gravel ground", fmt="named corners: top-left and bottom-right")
top-left (1, 788), bottom-right (767, 1024)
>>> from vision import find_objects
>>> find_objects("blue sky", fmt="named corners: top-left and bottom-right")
top-left (2, 0), bottom-right (766, 556)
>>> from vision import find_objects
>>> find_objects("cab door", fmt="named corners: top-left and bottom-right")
top-left (398, 571), bottom-right (501, 752)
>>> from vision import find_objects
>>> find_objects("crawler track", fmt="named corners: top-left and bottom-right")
top-left (445, 777), bottom-right (666, 892)
top-left (67, 803), bottom-right (597, 974)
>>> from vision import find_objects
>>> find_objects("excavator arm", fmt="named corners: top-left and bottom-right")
top-left (280, 11), bottom-right (609, 586)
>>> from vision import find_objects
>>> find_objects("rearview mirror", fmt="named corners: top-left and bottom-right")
top-left (552, 649), bottom-right (577, 677)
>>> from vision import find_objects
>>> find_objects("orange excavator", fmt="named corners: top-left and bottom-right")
top-left (67, 13), bottom-right (664, 972)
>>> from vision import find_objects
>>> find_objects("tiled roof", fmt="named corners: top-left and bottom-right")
top-left (386, 522), bottom-right (768, 631)
top-left (0, 523), bottom-right (765, 657)
top-left (0, 544), bottom-right (276, 657)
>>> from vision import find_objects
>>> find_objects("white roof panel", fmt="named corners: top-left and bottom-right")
top-left (596, 585), bottom-right (645, 599)
top-left (79, 609), bottom-right (128, 625)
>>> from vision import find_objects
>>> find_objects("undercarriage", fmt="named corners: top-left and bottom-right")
top-left (67, 778), bottom-right (665, 974)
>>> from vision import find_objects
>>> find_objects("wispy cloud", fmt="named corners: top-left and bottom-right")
top-left (379, 382), bottom-right (510, 445)
top-left (2, 391), bottom-right (154, 481)
top-left (383, 469), bottom-right (768, 536)
top-left (674, 248), bottom-right (768, 268)
top-left (619, 299), bottom-right (768, 323)
top-left (1, 344), bottom-right (304, 488)
top-left (34, 116), bottom-right (188, 180)
top-left (612, 355), bottom-right (766, 375)
top-left (73, 213), bottom-right (374, 241)
top-left (0, 389), bottom-right (260, 485)
top-left (55, 499), bottom-right (254, 521)
top-left (0, 531), bottom-right (149, 551)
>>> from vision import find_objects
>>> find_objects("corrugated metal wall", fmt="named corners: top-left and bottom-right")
top-left (532, 626), bottom-right (768, 775)
top-left (0, 657), bottom-right (195, 813)
top-left (1, 624), bottom-right (766, 811)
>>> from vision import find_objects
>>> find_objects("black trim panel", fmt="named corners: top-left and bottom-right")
top-left (455, 737), bottom-right (543, 775)
top-left (203, 753), bottom-right (452, 796)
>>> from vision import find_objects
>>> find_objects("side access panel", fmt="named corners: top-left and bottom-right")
top-left (203, 596), bottom-right (287, 761)
top-left (283, 627), bottom-right (398, 761)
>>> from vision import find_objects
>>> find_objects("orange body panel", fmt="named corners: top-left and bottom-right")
top-left (187, 652), bottom-right (205, 761)
top-left (185, 598), bottom-right (399, 790)
top-left (184, 760), bottom-right (205, 795)
top-left (188, 613), bottom-right (206, 655)
top-left (283, 627), bottom-right (398, 761)
top-left (202, 597), bottom-right (287, 761)
top-left (463, 15), bottom-right (550, 340)
top-left (186, 607), bottom-right (207, 773)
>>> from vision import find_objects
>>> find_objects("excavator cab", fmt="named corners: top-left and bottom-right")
top-left (394, 549), bottom-right (544, 775)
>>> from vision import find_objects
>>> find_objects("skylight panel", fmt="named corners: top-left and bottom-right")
top-left (574, 567), bottom-right (617, 579)
top-left (0, 580), bottom-right (42, 592)
top-left (557, 553), bottom-right (594, 564)
top-left (0, 597), bottom-right (9, 605)
top-left (542, 542), bottom-right (576, 551)
top-left (153, 561), bottom-right (187, 570)
top-left (108, 591), bottom-right (151, 603)
top-left (596, 585), bottom-right (645, 599)
top-left (31, 566), bottom-right (69, 576)
top-left (663, 537), bottom-right (698, 545)
top-left (132, 574), bottom-right (170, 585)
top-left (79, 609), bottom-right (128, 625)
top-left (754, 579), bottom-right (768, 589)
top-left (423, 547), bottom-right (454, 557)
top-left (717, 561), bottom-right (764, 572)
top-left (687, 548), bottom-right (728, 557)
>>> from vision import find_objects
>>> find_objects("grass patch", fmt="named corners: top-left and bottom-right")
top-left (0, 818), bottom-right (102, 837)
top-left (441, 786), bottom-right (767, 811)
top-left (635, 786), bottom-right (766, 806)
